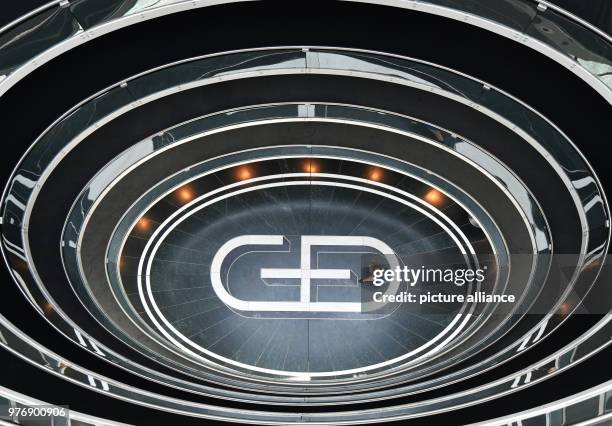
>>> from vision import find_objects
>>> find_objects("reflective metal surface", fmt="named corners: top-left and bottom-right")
top-left (0, 2), bottom-right (610, 421)
top-left (0, 1), bottom-right (611, 102)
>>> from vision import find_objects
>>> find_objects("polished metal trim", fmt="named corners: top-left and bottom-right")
top-left (0, 0), bottom-right (610, 104)
top-left (0, 312), bottom-right (609, 424)
top-left (63, 120), bottom-right (529, 394)
top-left (3, 47), bottom-right (603, 255)
top-left (0, 45), bottom-right (608, 412)
top-left (3, 49), bottom-right (596, 396)
top-left (99, 142), bottom-right (540, 394)
top-left (95, 144), bottom-right (504, 390)
top-left (469, 378), bottom-right (612, 426)
top-left (0, 0), bottom-right (59, 34)
top-left (538, 0), bottom-right (612, 43)
top-left (16, 66), bottom-right (589, 368)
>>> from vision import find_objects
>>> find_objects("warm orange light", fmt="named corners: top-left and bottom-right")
top-left (177, 186), bottom-right (194, 203)
top-left (368, 168), bottom-right (383, 181)
top-left (303, 160), bottom-right (319, 174)
top-left (136, 217), bottom-right (151, 232)
top-left (43, 303), bottom-right (54, 315)
top-left (585, 259), bottom-right (601, 270)
top-left (235, 166), bottom-right (253, 181)
top-left (559, 303), bottom-right (571, 316)
top-left (424, 188), bottom-right (445, 207)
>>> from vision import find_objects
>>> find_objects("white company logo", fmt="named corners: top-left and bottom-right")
top-left (210, 235), bottom-right (400, 314)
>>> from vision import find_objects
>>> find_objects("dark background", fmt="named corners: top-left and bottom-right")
top-left (3, 0), bottom-right (612, 34)
top-left (0, 1), bottom-right (611, 425)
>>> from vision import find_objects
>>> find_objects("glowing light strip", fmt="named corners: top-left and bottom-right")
top-left (138, 179), bottom-right (477, 379)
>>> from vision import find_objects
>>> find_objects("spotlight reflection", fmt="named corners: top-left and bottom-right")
top-left (176, 186), bottom-right (194, 203)
top-left (136, 217), bottom-right (151, 232)
top-left (235, 166), bottom-right (254, 181)
top-left (559, 303), bottom-right (571, 316)
top-left (424, 188), bottom-right (445, 207)
top-left (303, 160), bottom-right (320, 174)
top-left (367, 168), bottom-right (383, 182)
top-left (43, 303), bottom-right (54, 315)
